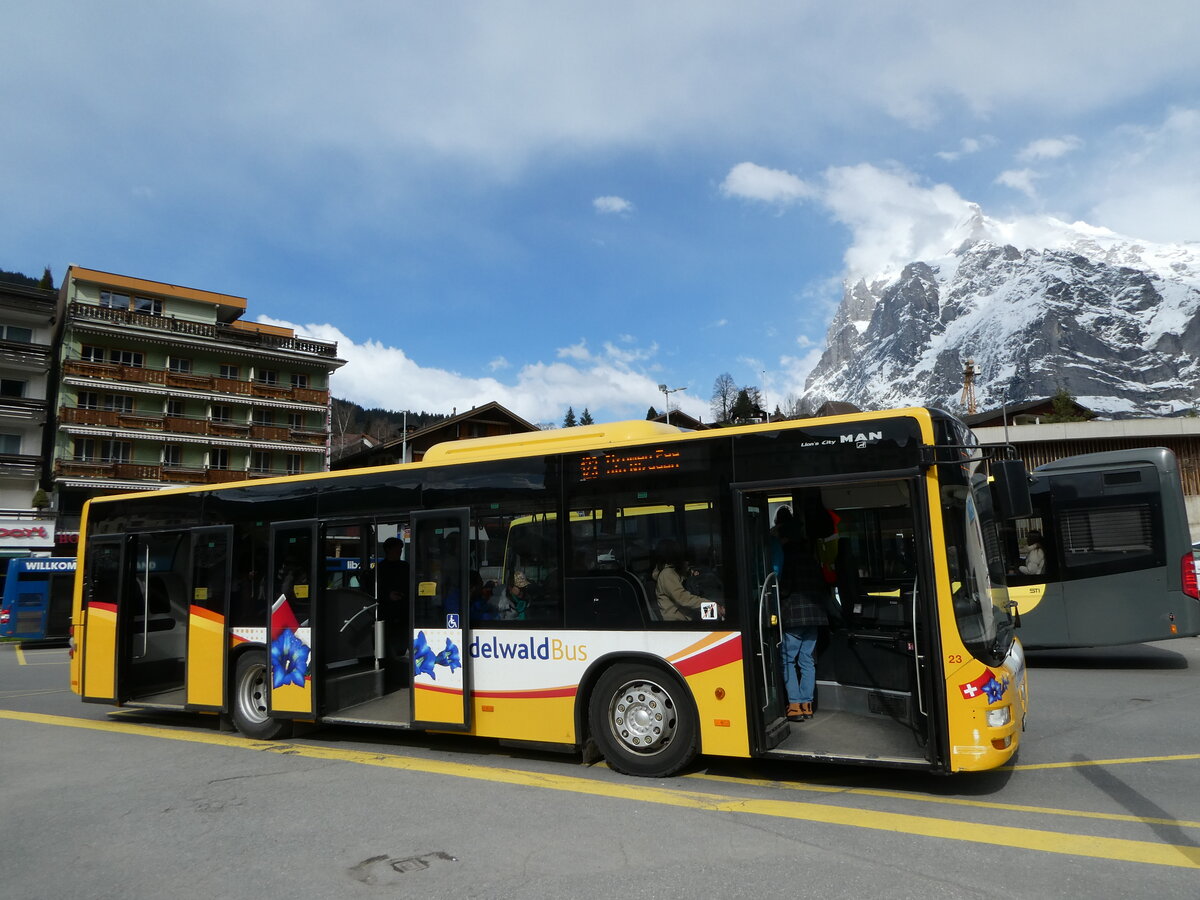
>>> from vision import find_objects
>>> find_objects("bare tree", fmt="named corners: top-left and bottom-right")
top-left (711, 372), bottom-right (737, 423)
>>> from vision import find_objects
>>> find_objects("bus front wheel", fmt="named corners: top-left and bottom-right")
top-left (232, 651), bottom-right (294, 740)
top-left (588, 663), bottom-right (697, 777)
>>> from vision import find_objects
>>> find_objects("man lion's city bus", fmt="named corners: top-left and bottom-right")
top-left (71, 408), bottom-right (1030, 777)
top-left (1002, 447), bottom-right (1200, 649)
top-left (0, 557), bottom-right (77, 643)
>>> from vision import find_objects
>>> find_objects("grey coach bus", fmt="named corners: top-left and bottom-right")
top-left (1003, 447), bottom-right (1200, 649)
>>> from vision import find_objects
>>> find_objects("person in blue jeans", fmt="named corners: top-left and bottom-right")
top-left (774, 506), bottom-right (829, 722)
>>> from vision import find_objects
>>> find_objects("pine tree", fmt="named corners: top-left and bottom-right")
top-left (563, 407), bottom-right (577, 427)
top-left (38, 266), bottom-right (54, 290)
top-left (580, 408), bottom-right (594, 425)
top-left (646, 406), bottom-right (658, 420)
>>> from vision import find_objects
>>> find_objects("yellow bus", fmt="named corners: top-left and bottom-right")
top-left (70, 408), bottom-right (1030, 777)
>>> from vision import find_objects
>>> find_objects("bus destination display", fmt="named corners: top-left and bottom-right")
top-left (578, 447), bottom-right (682, 482)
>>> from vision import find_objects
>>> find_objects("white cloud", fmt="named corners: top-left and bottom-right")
top-left (1088, 106), bottom-right (1200, 241)
top-left (1017, 135), bottom-right (1082, 161)
top-left (557, 340), bottom-right (591, 361)
top-left (720, 162), bottom-right (815, 205)
top-left (936, 136), bottom-right (984, 161)
top-left (488, 356), bottom-right (509, 372)
top-left (593, 195), bottom-right (633, 214)
top-left (996, 168), bottom-right (1040, 199)
top-left (258, 316), bottom-right (698, 424)
top-left (818, 164), bottom-right (977, 280)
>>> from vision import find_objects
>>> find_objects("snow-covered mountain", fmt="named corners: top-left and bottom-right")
top-left (803, 207), bottom-right (1200, 417)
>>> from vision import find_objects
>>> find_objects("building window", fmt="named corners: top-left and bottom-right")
top-left (290, 373), bottom-right (309, 389)
top-left (251, 451), bottom-right (272, 473)
top-left (168, 357), bottom-right (192, 374)
top-left (163, 445), bottom-right (182, 467)
top-left (288, 412), bottom-right (305, 429)
top-left (166, 398), bottom-right (185, 417)
top-left (256, 369), bottom-right (278, 385)
top-left (111, 349), bottom-right (144, 367)
top-left (286, 454), bottom-right (302, 475)
top-left (0, 325), bottom-right (33, 343)
top-left (210, 448), bottom-right (230, 470)
top-left (252, 408), bottom-right (273, 426)
top-left (133, 296), bottom-right (163, 315)
top-left (211, 404), bottom-right (233, 423)
top-left (0, 379), bottom-right (26, 398)
top-left (0, 433), bottom-right (20, 454)
top-left (79, 392), bottom-right (133, 412)
top-left (81, 344), bottom-right (106, 363)
top-left (102, 441), bottom-right (131, 462)
top-left (99, 290), bottom-right (131, 309)
top-left (219, 364), bottom-right (240, 379)
top-left (76, 439), bottom-right (130, 462)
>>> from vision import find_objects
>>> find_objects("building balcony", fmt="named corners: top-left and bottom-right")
top-left (67, 301), bottom-right (340, 357)
top-left (0, 397), bottom-right (49, 421)
top-left (62, 360), bottom-right (331, 406)
top-left (54, 460), bottom-right (304, 486)
top-left (0, 453), bottom-right (44, 478)
top-left (59, 408), bottom-right (330, 448)
top-left (0, 340), bottom-right (52, 370)
top-left (54, 459), bottom-right (163, 481)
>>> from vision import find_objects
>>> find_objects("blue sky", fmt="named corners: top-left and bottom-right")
top-left (4, 2), bottom-right (1198, 426)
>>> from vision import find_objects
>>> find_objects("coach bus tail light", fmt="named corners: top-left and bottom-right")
top-left (1182, 553), bottom-right (1200, 600)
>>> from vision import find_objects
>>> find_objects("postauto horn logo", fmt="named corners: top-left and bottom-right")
top-left (470, 635), bottom-right (588, 662)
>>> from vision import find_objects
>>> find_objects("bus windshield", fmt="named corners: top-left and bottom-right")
top-left (941, 463), bottom-right (1013, 667)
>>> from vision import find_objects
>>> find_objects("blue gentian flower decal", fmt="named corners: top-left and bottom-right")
top-left (435, 638), bottom-right (461, 674)
top-left (270, 628), bottom-right (311, 689)
top-left (413, 630), bottom-right (438, 680)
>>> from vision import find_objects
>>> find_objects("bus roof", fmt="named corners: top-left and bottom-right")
top-left (422, 420), bottom-right (685, 464)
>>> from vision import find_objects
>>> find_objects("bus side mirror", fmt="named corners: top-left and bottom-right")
top-left (991, 459), bottom-right (1032, 520)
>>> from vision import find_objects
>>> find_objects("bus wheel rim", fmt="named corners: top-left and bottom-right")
top-left (609, 679), bottom-right (676, 755)
top-left (237, 661), bottom-right (270, 725)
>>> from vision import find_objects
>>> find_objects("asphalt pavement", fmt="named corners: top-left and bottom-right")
top-left (1, 637), bottom-right (1198, 899)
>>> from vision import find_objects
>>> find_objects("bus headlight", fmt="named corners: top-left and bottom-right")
top-left (987, 706), bottom-right (1011, 728)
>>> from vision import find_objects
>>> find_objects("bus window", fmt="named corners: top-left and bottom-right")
top-left (471, 500), bottom-right (561, 625)
top-left (563, 486), bottom-right (728, 629)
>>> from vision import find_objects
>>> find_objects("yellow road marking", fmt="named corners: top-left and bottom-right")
top-left (1004, 754), bottom-right (1200, 771)
top-left (685, 771), bottom-right (1200, 829)
top-left (2, 709), bottom-right (1198, 869)
top-left (15, 644), bottom-right (26, 665)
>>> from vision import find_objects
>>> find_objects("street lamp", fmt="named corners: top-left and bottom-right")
top-left (657, 384), bottom-right (686, 425)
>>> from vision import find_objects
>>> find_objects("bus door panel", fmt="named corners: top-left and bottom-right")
top-left (268, 523), bottom-right (318, 718)
top-left (733, 490), bottom-right (788, 752)
top-left (186, 527), bottom-right (233, 709)
top-left (81, 536), bottom-right (126, 702)
top-left (121, 531), bottom-right (191, 704)
top-left (410, 509), bottom-right (471, 729)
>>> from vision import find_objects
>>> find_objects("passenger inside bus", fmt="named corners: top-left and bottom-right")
top-left (652, 538), bottom-right (723, 621)
top-left (1017, 530), bottom-right (1046, 575)
top-left (376, 536), bottom-right (409, 656)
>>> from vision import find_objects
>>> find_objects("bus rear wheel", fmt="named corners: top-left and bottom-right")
top-left (588, 663), bottom-right (697, 777)
top-left (232, 651), bottom-right (293, 740)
